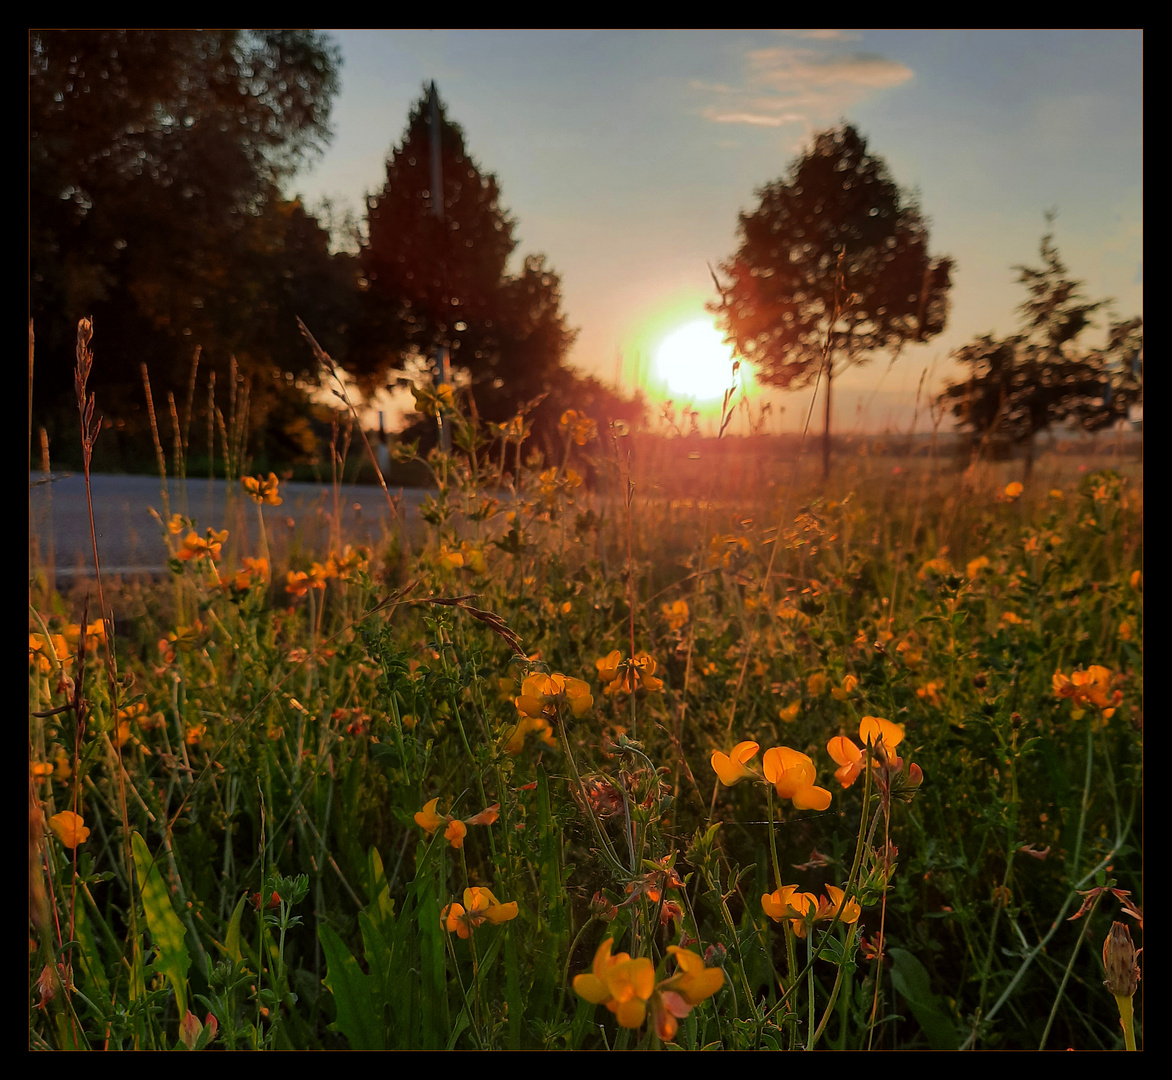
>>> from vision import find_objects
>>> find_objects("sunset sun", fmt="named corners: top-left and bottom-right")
top-left (653, 319), bottom-right (740, 402)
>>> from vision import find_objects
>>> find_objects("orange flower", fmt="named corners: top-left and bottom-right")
top-left (826, 735), bottom-right (865, 788)
top-left (831, 674), bottom-right (858, 701)
top-left (762, 747), bottom-right (831, 811)
top-left (711, 741), bottom-right (760, 787)
top-left (242, 473), bottom-right (282, 506)
top-left (819, 885), bottom-right (861, 926)
top-left (49, 810), bottom-right (90, 848)
top-left (415, 798), bottom-right (501, 849)
top-left (442, 887), bottom-right (518, 938)
top-left (178, 528), bottom-right (228, 562)
top-left (515, 671), bottom-right (594, 719)
top-left (828, 717), bottom-right (907, 789)
top-left (762, 886), bottom-right (818, 931)
top-left (285, 570), bottom-right (310, 598)
top-left (859, 715), bottom-right (904, 750)
top-left (1053, 665), bottom-right (1120, 719)
top-left (596, 651), bottom-right (664, 694)
top-left (661, 600), bottom-right (689, 632)
top-left (573, 938), bottom-right (722, 1040)
top-left (444, 819), bottom-right (468, 849)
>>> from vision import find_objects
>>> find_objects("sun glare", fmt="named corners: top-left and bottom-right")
top-left (653, 319), bottom-right (739, 402)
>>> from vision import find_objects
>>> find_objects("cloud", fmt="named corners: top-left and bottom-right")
top-left (702, 108), bottom-right (791, 127)
top-left (790, 29), bottom-right (863, 42)
top-left (699, 40), bottom-right (913, 129)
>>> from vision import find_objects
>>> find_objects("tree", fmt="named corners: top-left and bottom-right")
top-left (939, 222), bottom-right (1143, 477)
top-left (30, 30), bottom-right (345, 461)
top-left (712, 124), bottom-right (952, 479)
top-left (353, 85), bottom-right (578, 441)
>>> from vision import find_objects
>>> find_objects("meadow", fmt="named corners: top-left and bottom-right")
top-left (29, 335), bottom-right (1143, 1051)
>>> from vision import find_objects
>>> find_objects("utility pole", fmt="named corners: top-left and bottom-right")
top-left (428, 81), bottom-right (452, 451)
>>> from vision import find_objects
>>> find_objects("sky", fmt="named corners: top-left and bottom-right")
top-left (295, 29), bottom-right (1143, 434)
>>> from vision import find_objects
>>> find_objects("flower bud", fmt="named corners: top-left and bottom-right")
top-left (1102, 921), bottom-right (1140, 998)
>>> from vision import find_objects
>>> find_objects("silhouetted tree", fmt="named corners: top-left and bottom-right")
top-left (30, 29), bottom-right (345, 462)
top-left (940, 222), bottom-right (1142, 477)
top-left (712, 124), bottom-right (952, 479)
top-left (353, 85), bottom-right (578, 441)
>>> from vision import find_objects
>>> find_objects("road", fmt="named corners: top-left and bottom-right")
top-left (29, 472), bottom-right (429, 580)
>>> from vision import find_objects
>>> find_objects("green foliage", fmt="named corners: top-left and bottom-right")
top-left (941, 219), bottom-right (1143, 472)
top-left (30, 30), bottom-right (350, 465)
top-left (713, 124), bottom-right (952, 387)
top-left (30, 380), bottom-right (1142, 1050)
top-left (352, 84), bottom-right (588, 448)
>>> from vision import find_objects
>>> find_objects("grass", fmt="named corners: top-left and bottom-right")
top-left (29, 323), bottom-right (1142, 1050)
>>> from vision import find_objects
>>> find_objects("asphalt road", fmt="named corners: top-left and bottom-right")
top-left (29, 472), bottom-right (429, 580)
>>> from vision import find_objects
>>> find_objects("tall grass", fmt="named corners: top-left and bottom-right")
top-left (29, 322), bottom-right (1141, 1050)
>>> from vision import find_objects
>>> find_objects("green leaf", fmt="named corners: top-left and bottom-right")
top-left (889, 947), bottom-right (962, 1050)
top-left (319, 923), bottom-right (386, 1050)
top-left (223, 892), bottom-right (248, 964)
top-left (131, 832), bottom-right (191, 1019)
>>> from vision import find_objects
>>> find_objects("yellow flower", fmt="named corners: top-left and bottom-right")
top-left (778, 701), bottom-right (800, 724)
top-left (414, 797), bottom-right (447, 833)
top-left (1053, 665), bottom-right (1119, 719)
top-left (63, 621), bottom-right (106, 649)
top-left (573, 938), bottom-right (722, 1039)
top-left (415, 798), bottom-right (501, 848)
top-left (1004, 481), bottom-right (1024, 500)
top-left (859, 715), bottom-right (904, 750)
top-left (826, 735), bottom-right (865, 788)
top-left (559, 409), bottom-right (598, 446)
top-left (711, 741), bottom-right (760, 786)
top-left (225, 556), bottom-right (269, 592)
top-left (442, 887), bottom-right (518, 939)
top-left (762, 886), bottom-right (817, 930)
top-left (459, 542), bottom-right (487, 575)
top-left (917, 554), bottom-right (954, 580)
top-left (515, 671), bottom-right (594, 720)
top-left (661, 946), bottom-right (724, 1006)
top-left (49, 810), bottom-right (90, 848)
top-left (597, 651), bottom-right (664, 694)
top-left (661, 600), bottom-right (689, 632)
top-left (444, 819), bottom-right (468, 849)
top-left (831, 674), bottom-right (858, 701)
top-left (820, 885), bottom-right (861, 926)
top-left (411, 382), bottom-right (455, 415)
top-left (829, 716), bottom-right (907, 788)
top-left (178, 528), bottom-right (228, 562)
top-left (653, 946), bottom-right (725, 1040)
top-left (966, 555), bottom-right (990, 579)
top-left (762, 747), bottom-right (832, 811)
top-left (242, 473), bottom-right (282, 506)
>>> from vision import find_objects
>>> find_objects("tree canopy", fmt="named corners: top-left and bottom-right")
top-left (352, 85), bottom-right (579, 442)
top-left (940, 222), bottom-right (1142, 475)
top-left (30, 30), bottom-right (348, 463)
top-left (713, 124), bottom-right (952, 477)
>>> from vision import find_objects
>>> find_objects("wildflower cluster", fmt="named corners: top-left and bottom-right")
top-left (414, 798), bottom-right (500, 850)
top-left (573, 938), bottom-right (723, 1041)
